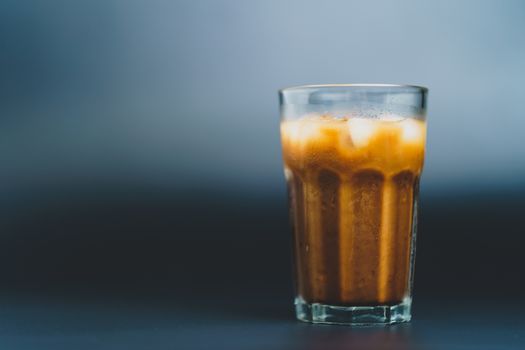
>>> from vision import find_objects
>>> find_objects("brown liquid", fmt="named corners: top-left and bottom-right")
top-left (281, 115), bottom-right (426, 305)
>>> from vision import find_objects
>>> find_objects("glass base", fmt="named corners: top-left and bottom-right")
top-left (294, 297), bottom-right (412, 326)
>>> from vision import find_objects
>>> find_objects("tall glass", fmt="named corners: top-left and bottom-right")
top-left (279, 84), bottom-right (427, 325)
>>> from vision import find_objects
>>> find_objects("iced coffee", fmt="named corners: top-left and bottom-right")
top-left (281, 114), bottom-right (426, 308)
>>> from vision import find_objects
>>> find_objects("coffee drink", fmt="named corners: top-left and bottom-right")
top-left (281, 114), bottom-right (426, 306)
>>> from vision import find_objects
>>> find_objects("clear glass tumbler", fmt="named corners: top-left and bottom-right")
top-left (279, 84), bottom-right (427, 325)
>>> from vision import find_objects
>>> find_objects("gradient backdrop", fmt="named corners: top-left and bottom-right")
top-left (0, 0), bottom-right (524, 348)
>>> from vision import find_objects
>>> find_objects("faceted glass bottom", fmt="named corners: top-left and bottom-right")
top-left (295, 297), bottom-right (412, 326)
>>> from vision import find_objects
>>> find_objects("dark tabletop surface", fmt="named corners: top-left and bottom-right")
top-left (0, 187), bottom-right (523, 349)
top-left (0, 295), bottom-right (523, 349)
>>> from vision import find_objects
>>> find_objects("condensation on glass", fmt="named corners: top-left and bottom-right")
top-left (280, 84), bottom-right (427, 325)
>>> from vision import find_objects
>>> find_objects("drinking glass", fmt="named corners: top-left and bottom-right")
top-left (280, 84), bottom-right (427, 325)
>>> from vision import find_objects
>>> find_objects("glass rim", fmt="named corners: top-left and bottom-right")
top-left (279, 83), bottom-right (428, 94)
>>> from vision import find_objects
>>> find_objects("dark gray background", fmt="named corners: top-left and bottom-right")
top-left (1, 0), bottom-right (524, 349)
